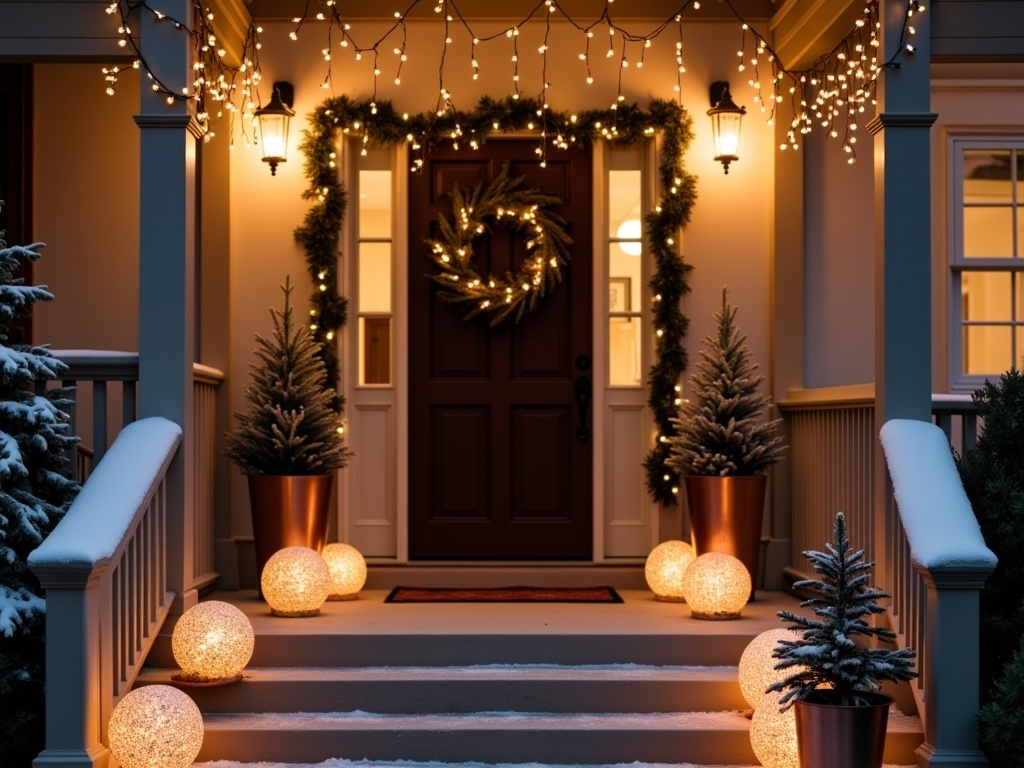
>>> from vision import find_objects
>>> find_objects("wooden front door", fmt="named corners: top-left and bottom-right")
top-left (408, 141), bottom-right (593, 559)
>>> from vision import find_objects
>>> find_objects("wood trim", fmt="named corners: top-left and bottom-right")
top-left (769, 0), bottom-right (864, 70)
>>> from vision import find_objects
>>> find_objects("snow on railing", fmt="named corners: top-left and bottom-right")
top-left (880, 419), bottom-right (996, 767)
top-left (28, 418), bottom-right (182, 768)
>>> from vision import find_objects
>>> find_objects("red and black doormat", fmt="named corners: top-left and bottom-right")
top-left (384, 586), bottom-right (624, 603)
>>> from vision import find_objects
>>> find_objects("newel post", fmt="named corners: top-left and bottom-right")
top-left (916, 567), bottom-right (994, 768)
top-left (29, 563), bottom-right (109, 768)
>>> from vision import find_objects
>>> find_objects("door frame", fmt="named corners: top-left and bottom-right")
top-left (339, 137), bottom-right (663, 563)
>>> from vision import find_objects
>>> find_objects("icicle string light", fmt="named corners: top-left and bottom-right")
top-left (103, 0), bottom-right (924, 163)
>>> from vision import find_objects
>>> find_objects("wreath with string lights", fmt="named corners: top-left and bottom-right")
top-left (426, 165), bottom-right (573, 326)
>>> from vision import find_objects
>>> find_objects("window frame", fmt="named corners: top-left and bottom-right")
top-left (948, 135), bottom-right (1024, 391)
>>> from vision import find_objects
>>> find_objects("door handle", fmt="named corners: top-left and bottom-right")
top-left (575, 375), bottom-right (591, 442)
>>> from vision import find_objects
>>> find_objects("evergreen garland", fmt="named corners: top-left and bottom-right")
top-left (666, 287), bottom-right (783, 476)
top-left (0, 219), bottom-right (80, 766)
top-left (426, 164), bottom-right (572, 325)
top-left (225, 278), bottom-right (352, 475)
top-left (769, 512), bottom-right (917, 708)
top-left (296, 94), bottom-right (697, 504)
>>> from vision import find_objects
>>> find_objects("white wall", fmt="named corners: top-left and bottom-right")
top-left (802, 123), bottom-right (875, 388)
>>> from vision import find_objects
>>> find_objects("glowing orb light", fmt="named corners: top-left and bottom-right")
top-left (261, 546), bottom-right (330, 617)
top-left (681, 551), bottom-right (751, 620)
top-left (321, 542), bottom-right (367, 600)
top-left (644, 540), bottom-right (696, 601)
top-left (171, 600), bottom-right (254, 684)
top-left (750, 690), bottom-right (800, 768)
top-left (739, 628), bottom-right (802, 708)
top-left (108, 685), bottom-right (204, 768)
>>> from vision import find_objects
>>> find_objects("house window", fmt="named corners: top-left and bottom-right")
top-left (950, 141), bottom-right (1024, 388)
top-left (608, 153), bottom-right (644, 387)
top-left (356, 152), bottom-right (393, 386)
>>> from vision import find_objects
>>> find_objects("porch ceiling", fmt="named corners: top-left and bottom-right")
top-left (246, 0), bottom-right (775, 21)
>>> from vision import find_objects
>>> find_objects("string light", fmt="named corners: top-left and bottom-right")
top-left (100, 0), bottom-right (923, 164)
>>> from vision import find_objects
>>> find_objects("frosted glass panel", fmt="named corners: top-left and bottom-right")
top-left (359, 242), bottom-right (392, 312)
top-left (609, 317), bottom-right (642, 386)
top-left (359, 170), bottom-right (392, 238)
top-left (964, 207), bottom-right (1013, 258)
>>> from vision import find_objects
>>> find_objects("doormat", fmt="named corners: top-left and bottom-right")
top-left (384, 586), bottom-right (624, 603)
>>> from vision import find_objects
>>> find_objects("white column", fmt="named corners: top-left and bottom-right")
top-left (134, 0), bottom-right (199, 613)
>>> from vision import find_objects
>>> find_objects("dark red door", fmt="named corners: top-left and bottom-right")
top-left (408, 141), bottom-right (593, 559)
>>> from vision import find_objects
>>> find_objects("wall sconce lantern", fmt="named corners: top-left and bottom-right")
top-left (256, 81), bottom-right (295, 176)
top-left (708, 81), bottom-right (746, 174)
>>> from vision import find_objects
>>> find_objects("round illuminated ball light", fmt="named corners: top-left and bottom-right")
top-left (171, 600), bottom-right (254, 684)
top-left (681, 551), bottom-right (751, 620)
top-left (108, 685), bottom-right (204, 768)
top-left (321, 542), bottom-right (367, 600)
top-left (644, 540), bottom-right (696, 602)
top-left (750, 689), bottom-right (800, 768)
top-left (261, 546), bottom-right (330, 617)
top-left (739, 628), bottom-right (802, 708)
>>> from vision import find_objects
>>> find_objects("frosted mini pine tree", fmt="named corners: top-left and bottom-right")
top-left (667, 287), bottom-right (783, 476)
top-left (0, 214), bottom-right (80, 766)
top-left (769, 511), bottom-right (917, 708)
top-left (225, 278), bottom-right (352, 475)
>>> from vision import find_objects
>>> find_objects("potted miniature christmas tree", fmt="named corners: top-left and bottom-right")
top-left (666, 287), bottom-right (784, 593)
top-left (225, 278), bottom-right (351, 586)
top-left (769, 511), bottom-right (917, 768)
top-left (0, 215), bottom-right (80, 765)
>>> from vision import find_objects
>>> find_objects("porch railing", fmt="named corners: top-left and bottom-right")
top-left (47, 351), bottom-right (225, 590)
top-left (879, 419), bottom-right (996, 767)
top-left (28, 417), bottom-right (183, 768)
top-left (779, 386), bottom-right (992, 767)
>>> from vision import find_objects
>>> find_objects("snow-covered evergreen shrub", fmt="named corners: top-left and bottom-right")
top-left (0, 217), bottom-right (80, 767)
top-left (225, 278), bottom-right (352, 475)
top-left (666, 287), bottom-right (783, 476)
top-left (957, 368), bottom-right (1024, 702)
top-left (979, 637), bottom-right (1024, 768)
top-left (769, 512), bottom-right (917, 708)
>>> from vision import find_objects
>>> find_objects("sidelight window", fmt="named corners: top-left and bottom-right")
top-left (356, 151), bottom-right (394, 386)
top-left (607, 152), bottom-right (645, 387)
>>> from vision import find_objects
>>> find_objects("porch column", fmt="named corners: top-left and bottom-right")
top-left (868, 0), bottom-right (936, 568)
top-left (134, 0), bottom-right (199, 614)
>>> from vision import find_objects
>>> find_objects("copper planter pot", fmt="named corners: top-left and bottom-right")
top-left (247, 474), bottom-right (333, 584)
top-left (794, 692), bottom-right (892, 768)
top-left (683, 474), bottom-right (766, 597)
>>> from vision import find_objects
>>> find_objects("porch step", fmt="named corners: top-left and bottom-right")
top-left (139, 590), bottom-right (923, 766)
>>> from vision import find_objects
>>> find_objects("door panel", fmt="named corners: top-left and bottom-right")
top-left (408, 140), bottom-right (593, 559)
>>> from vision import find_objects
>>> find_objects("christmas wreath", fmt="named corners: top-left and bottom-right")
top-left (425, 165), bottom-right (573, 325)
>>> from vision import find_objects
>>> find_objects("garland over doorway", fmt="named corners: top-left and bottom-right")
top-left (294, 95), bottom-right (697, 505)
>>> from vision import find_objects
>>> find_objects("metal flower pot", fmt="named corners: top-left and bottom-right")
top-left (794, 691), bottom-right (893, 768)
top-left (247, 474), bottom-right (333, 586)
top-left (683, 474), bottom-right (766, 597)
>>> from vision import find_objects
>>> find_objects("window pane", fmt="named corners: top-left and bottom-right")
top-left (964, 324), bottom-right (1012, 375)
top-left (963, 150), bottom-right (1014, 203)
top-left (359, 170), bottom-right (392, 238)
top-left (609, 170), bottom-right (642, 240)
top-left (962, 271), bottom-right (1012, 322)
top-left (359, 317), bottom-right (391, 385)
top-left (964, 207), bottom-right (1013, 258)
top-left (609, 317), bottom-right (642, 386)
top-left (358, 242), bottom-right (392, 312)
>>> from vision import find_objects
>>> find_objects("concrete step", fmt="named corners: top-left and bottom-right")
top-left (195, 709), bottom-right (925, 766)
top-left (136, 664), bottom-right (748, 713)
